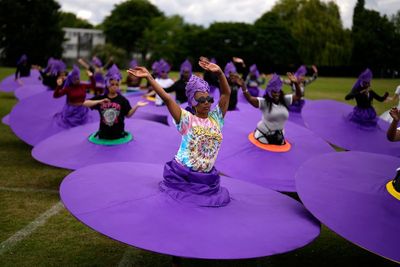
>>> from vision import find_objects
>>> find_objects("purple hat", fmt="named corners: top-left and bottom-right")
top-left (180, 59), bottom-right (192, 77)
top-left (91, 56), bottom-right (103, 68)
top-left (129, 59), bottom-right (138, 69)
top-left (185, 75), bottom-right (210, 107)
top-left (43, 57), bottom-right (55, 73)
top-left (63, 65), bottom-right (80, 88)
top-left (224, 62), bottom-right (237, 78)
top-left (249, 64), bottom-right (260, 78)
top-left (265, 73), bottom-right (283, 97)
top-left (151, 60), bottom-right (159, 73)
top-left (17, 54), bottom-right (28, 65)
top-left (157, 59), bottom-right (171, 75)
top-left (294, 65), bottom-right (307, 78)
top-left (49, 60), bottom-right (66, 76)
top-left (352, 68), bottom-right (372, 90)
top-left (105, 64), bottom-right (122, 87)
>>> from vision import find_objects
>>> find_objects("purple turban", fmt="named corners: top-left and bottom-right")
top-left (157, 59), bottom-right (171, 75)
top-left (249, 64), bottom-right (260, 78)
top-left (17, 54), bottom-right (28, 65)
top-left (92, 56), bottom-right (103, 68)
top-left (49, 60), bottom-right (66, 76)
top-left (294, 65), bottom-right (307, 78)
top-left (105, 64), bottom-right (122, 87)
top-left (129, 59), bottom-right (138, 69)
top-left (352, 68), bottom-right (373, 90)
top-left (224, 62), bottom-right (237, 78)
top-left (180, 59), bottom-right (192, 77)
top-left (265, 73), bottom-right (283, 97)
top-left (185, 75), bottom-right (210, 107)
top-left (43, 57), bottom-right (55, 73)
top-left (63, 65), bottom-right (80, 88)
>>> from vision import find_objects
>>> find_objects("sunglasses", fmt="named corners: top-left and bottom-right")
top-left (195, 96), bottom-right (214, 104)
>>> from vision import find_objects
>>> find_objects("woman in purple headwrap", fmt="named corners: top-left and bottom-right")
top-left (53, 66), bottom-right (96, 128)
top-left (163, 59), bottom-right (192, 104)
top-left (245, 64), bottom-right (265, 97)
top-left (84, 64), bottom-right (148, 140)
top-left (224, 61), bottom-right (240, 111)
top-left (127, 57), bottom-right (231, 207)
top-left (78, 56), bottom-right (114, 96)
top-left (33, 59), bottom-right (67, 90)
top-left (345, 68), bottom-right (388, 127)
top-left (240, 73), bottom-right (301, 145)
top-left (153, 59), bottom-right (175, 106)
top-left (282, 65), bottom-right (318, 112)
top-left (15, 54), bottom-right (31, 84)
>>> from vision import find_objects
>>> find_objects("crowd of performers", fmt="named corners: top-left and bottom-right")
top-left (11, 53), bottom-right (400, 195)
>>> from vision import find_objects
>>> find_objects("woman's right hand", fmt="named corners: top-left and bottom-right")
top-left (127, 67), bottom-right (151, 79)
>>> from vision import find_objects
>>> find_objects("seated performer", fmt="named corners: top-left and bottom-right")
top-left (245, 64), bottom-right (265, 97)
top-left (345, 68), bottom-right (388, 127)
top-left (386, 107), bottom-right (400, 193)
top-left (15, 54), bottom-right (31, 84)
top-left (127, 57), bottom-right (231, 207)
top-left (83, 65), bottom-right (147, 140)
top-left (224, 61), bottom-right (240, 111)
top-left (53, 66), bottom-right (95, 128)
top-left (380, 84), bottom-right (400, 123)
top-left (33, 59), bottom-right (67, 90)
top-left (241, 73), bottom-right (301, 145)
top-left (283, 65), bottom-right (318, 112)
top-left (125, 59), bottom-right (142, 91)
top-left (164, 59), bottom-right (192, 104)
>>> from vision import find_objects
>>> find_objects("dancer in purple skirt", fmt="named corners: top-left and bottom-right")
top-left (345, 68), bottom-right (388, 127)
top-left (128, 57), bottom-right (231, 207)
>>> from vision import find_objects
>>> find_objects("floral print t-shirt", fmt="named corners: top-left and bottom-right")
top-left (174, 106), bottom-right (224, 172)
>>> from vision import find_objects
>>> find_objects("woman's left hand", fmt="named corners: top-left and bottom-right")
top-left (199, 57), bottom-right (222, 75)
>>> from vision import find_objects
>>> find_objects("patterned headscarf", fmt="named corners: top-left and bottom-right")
top-left (185, 75), bottom-right (210, 107)
top-left (63, 65), bottom-right (80, 88)
top-left (352, 68), bottom-right (372, 90)
top-left (224, 61), bottom-right (237, 78)
top-left (249, 64), bottom-right (260, 79)
top-left (294, 65), bottom-right (307, 78)
top-left (264, 73), bottom-right (283, 97)
top-left (180, 59), bottom-right (192, 77)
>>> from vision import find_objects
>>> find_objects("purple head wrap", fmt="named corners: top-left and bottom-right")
top-left (224, 62), bottom-right (237, 78)
top-left (17, 54), bottom-right (28, 65)
top-left (63, 65), bottom-right (80, 88)
top-left (129, 59), bottom-right (138, 69)
top-left (49, 60), bottom-right (66, 76)
top-left (249, 64), bottom-right (260, 78)
top-left (43, 57), bottom-right (55, 73)
top-left (91, 56), bottom-right (103, 68)
top-left (294, 65), bottom-right (307, 78)
top-left (264, 73), bottom-right (283, 97)
top-left (185, 75), bottom-right (210, 107)
top-left (352, 68), bottom-right (373, 90)
top-left (157, 59), bottom-right (171, 75)
top-left (180, 59), bottom-right (192, 77)
top-left (210, 58), bottom-right (217, 64)
top-left (105, 64), bottom-right (122, 87)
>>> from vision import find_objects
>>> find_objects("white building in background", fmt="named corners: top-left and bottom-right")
top-left (62, 27), bottom-right (105, 64)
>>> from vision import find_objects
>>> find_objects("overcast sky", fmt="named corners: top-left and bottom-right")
top-left (57, 0), bottom-right (399, 29)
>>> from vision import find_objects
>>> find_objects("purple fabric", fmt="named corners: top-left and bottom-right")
top-left (180, 59), bottom-right (192, 77)
top-left (210, 58), bottom-right (217, 64)
top-left (2, 114), bottom-right (10, 126)
top-left (265, 73), bottom-right (283, 97)
top-left (151, 60), bottom-right (159, 74)
top-left (294, 65), bottom-right (307, 78)
top-left (14, 84), bottom-right (48, 100)
top-left (32, 119), bottom-right (180, 170)
top-left (129, 59), bottom-right (138, 69)
top-left (249, 64), bottom-right (260, 79)
top-left (247, 86), bottom-right (260, 97)
top-left (60, 161), bottom-right (320, 259)
top-left (126, 94), bottom-right (172, 125)
top-left (17, 54), bottom-right (27, 65)
top-left (185, 75), bottom-right (210, 107)
top-left (48, 60), bottom-right (66, 76)
top-left (352, 68), bottom-right (373, 91)
top-left (9, 91), bottom-right (98, 146)
top-left (296, 151), bottom-right (400, 262)
top-left (63, 65), bottom-right (80, 88)
top-left (105, 64), bottom-right (122, 87)
top-left (92, 56), bottom-right (103, 68)
top-left (0, 70), bottom-right (41, 92)
top-left (160, 159), bottom-right (230, 207)
top-left (288, 99), bottom-right (306, 113)
top-left (224, 62), bottom-right (237, 78)
top-left (157, 59), bottom-right (171, 75)
top-left (215, 108), bottom-right (333, 192)
top-left (302, 99), bottom-right (400, 156)
top-left (53, 103), bottom-right (89, 128)
top-left (347, 106), bottom-right (377, 127)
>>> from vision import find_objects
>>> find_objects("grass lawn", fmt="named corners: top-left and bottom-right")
top-left (0, 67), bottom-right (398, 266)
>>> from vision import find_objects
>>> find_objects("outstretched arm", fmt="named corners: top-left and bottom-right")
top-left (83, 98), bottom-right (110, 108)
top-left (287, 72), bottom-right (301, 102)
top-left (198, 57), bottom-right (231, 117)
top-left (387, 108), bottom-right (400, 141)
top-left (127, 67), bottom-right (181, 123)
top-left (127, 101), bottom-right (148, 118)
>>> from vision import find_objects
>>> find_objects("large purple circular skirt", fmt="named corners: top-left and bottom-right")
top-left (296, 151), bottom-right (400, 263)
top-left (60, 162), bottom-right (320, 259)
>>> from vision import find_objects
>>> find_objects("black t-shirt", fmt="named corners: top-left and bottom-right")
top-left (91, 94), bottom-right (132, 139)
top-left (165, 79), bottom-right (188, 103)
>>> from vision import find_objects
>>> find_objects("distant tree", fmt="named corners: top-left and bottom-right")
top-left (391, 10), bottom-right (400, 34)
top-left (59, 12), bottom-right (94, 29)
top-left (102, 0), bottom-right (163, 54)
top-left (0, 0), bottom-right (64, 66)
top-left (91, 44), bottom-right (127, 68)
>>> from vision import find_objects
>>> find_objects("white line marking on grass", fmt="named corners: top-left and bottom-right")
top-left (0, 186), bottom-right (58, 194)
top-left (0, 202), bottom-right (64, 255)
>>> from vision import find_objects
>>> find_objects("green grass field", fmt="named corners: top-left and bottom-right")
top-left (0, 67), bottom-right (398, 266)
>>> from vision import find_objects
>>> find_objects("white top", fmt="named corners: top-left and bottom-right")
top-left (155, 78), bottom-right (174, 106)
top-left (256, 95), bottom-right (293, 132)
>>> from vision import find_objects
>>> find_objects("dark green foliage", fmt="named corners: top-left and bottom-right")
top-left (59, 12), bottom-right (94, 29)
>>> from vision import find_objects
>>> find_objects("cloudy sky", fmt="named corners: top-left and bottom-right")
top-left (58, 0), bottom-right (399, 29)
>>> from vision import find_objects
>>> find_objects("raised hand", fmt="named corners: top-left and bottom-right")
top-left (390, 107), bottom-right (400, 121)
top-left (231, 73), bottom-right (244, 87)
top-left (287, 72), bottom-right (298, 83)
top-left (86, 70), bottom-right (93, 77)
top-left (127, 67), bottom-right (151, 79)
top-left (199, 57), bottom-right (222, 75)
top-left (232, 57), bottom-right (245, 66)
top-left (312, 65), bottom-right (318, 73)
top-left (136, 101), bottom-right (148, 107)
